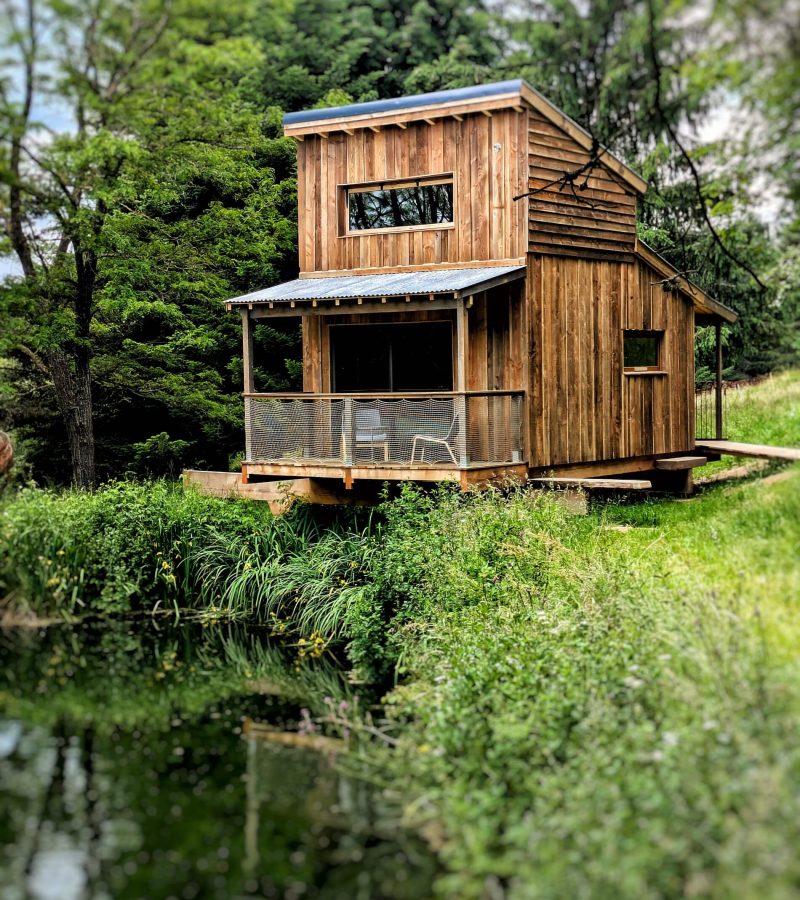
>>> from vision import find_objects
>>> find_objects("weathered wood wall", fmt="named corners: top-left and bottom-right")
top-left (528, 110), bottom-right (637, 258)
top-left (527, 254), bottom-right (695, 468)
top-left (296, 109), bottom-right (528, 273)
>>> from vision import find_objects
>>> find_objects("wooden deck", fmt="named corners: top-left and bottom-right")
top-left (696, 440), bottom-right (800, 462)
top-left (242, 460), bottom-right (529, 490)
top-left (182, 470), bottom-right (358, 515)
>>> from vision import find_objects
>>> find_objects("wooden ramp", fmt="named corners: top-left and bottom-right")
top-left (696, 440), bottom-right (800, 462)
top-left (181, 470), bottom-right (354, 515)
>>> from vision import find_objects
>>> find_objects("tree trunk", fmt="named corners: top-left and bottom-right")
top-left (48, 349), bottom-right (95, 488)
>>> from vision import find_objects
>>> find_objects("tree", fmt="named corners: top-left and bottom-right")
top-left (254, 0), bottom-right (499, 110)
top-left (0, 0), bottom-right (297, 486)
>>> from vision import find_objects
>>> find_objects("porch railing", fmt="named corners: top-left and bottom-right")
top-left (245, 391), bottom-right (525, 468)
top-left (695, 382), bottom-right (728, 440)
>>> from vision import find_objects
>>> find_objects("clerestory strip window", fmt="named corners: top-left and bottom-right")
top-left (346, 176), bottom-right (454, 233)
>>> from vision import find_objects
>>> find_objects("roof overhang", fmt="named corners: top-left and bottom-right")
top-left (635, 240), bottom-right (738, 324)
top-left (283, 79), bottom-right (647, 196)
top-left (225, 265), bottom-right (526, 314)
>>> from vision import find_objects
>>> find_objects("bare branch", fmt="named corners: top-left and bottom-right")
top-left (5, 0), bottom-right (38, 279)
top-left (20, 144), bottom-right (78, 207)
top-left (14, 343), bottom-right (50, 376)
top-left (644, 0), bottom-right (766, 292)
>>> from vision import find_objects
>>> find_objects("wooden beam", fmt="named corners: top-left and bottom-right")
top-left (654, 456), bottom-right (708, 471)
top-left (695, 440), bottom-right (800, 462)
top-left (715, 322), bottom-right (724, 440)
top-left (533, 477), bottom-right (652, 490)
top-left (248, 297), bottom-right (461, 319)
top-left (455, 302), bottom-right (468, 392)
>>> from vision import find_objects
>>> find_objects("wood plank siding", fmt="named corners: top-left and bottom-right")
top-left (296, 109), bottom-right (529, 274)
top-left (528, 111), bottom-right (637, 258)
top-left (528, 254), bottom-right (695, 468)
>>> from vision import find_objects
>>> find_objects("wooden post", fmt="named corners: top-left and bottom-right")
top-left (241, 308), bottom-right (255, 394)
top-left (455, 302), bottom-right (469, 468)
top-left (715, 321), bottom-right (723, 440)
top-left (342, 396), bottom-right (353, 465)
top-left (241, 309), bottom-right (255, 473)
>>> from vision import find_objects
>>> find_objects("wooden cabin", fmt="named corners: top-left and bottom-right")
top-left (226, 80), bottom-right (736, 492)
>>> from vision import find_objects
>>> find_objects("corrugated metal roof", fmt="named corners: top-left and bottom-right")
top-left (227, 266), bottom-right (526, 306)
top-left (283, 81), bottom-right (523, 126)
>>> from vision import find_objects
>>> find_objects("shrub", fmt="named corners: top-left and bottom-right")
top-left (0, 481), bottom-right (273, 616)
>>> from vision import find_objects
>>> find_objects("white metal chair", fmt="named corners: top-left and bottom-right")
top-left (353, 407), bottom-right (389, 461)
top-left (410, 412), bottom-right (460, 465)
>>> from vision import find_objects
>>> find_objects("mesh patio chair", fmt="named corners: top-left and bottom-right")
top-left (410, 411), bottom-right (460, 465)
top-left (353, 407), bottom-right (389, 461)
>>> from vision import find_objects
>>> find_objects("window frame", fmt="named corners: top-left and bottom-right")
top-left (340, 173), bottom-right (456, 236)
top-left (623, 329), bottom-right (666, 375)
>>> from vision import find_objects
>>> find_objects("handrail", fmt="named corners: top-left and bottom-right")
top-left (244, 390), bottom-right (525, 400)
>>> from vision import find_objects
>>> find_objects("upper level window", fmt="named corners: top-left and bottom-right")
top-left (624, 330), bottom-right (663, 372)
top-left (346, 176), bottom-right (454, 233)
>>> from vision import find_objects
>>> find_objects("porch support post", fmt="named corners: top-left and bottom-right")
top-left (455, 301), bottom-right (469, 467)
top-left (715, 321), bottom-right (723, 440)
top-left (342, 397), bottom-right (353, 466)
top-left (241, 308), bottom-right (255, 394)
top-left (241, 309), bottom-right (255, 470)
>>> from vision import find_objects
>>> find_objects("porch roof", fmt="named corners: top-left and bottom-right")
top-left (225, 265), bottom-right (526, 308)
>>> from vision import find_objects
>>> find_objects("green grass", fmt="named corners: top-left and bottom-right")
top-left (374, 471), bottom-right (800, 898)
top-left (2, 373), bottom-right (799, 897)
top-left (699, 370), bottom-right (800, 476)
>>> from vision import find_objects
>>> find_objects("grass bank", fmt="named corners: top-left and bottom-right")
top-left (1, 372), bottom-right (799, 897)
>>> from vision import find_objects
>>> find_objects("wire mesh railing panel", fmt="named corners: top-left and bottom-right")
top-left (695, 384), bottom-right (727, 440)
top-left (247, 397), bottom-right (345, 463)
top-left (245, 393), bottom-right (525, 468)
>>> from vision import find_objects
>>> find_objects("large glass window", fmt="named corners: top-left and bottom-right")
top-left (347, 178), bottom-right (454, 232)
top-left (331, 323), bottom-right (453, 392)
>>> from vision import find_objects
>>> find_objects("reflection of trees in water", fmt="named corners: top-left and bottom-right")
top-left (0, 623), bottom-right (436, 898)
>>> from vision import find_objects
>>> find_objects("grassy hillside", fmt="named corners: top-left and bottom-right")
top-left (700, 370), bottom-right (800, 476)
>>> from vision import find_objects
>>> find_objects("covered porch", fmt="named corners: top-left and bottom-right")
top-left (228, 266), bottom-right (528, 488)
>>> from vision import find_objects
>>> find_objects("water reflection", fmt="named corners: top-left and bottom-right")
top-left (0, 623), bottom-right (435, 899)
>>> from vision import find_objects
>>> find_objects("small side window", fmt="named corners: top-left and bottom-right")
top-left (624, 330), bottom-right (663, 372)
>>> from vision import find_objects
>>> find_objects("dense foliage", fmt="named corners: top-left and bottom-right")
top-left (0, 0), bottom-right (797, 485)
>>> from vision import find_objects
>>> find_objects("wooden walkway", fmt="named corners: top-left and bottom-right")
top-left (696, 440), bottom-right (800, 462)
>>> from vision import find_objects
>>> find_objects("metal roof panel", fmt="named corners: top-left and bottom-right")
top-left (227, 266), bottom-right (526, 305)
top-left (283, 81), bottom-right (523, 126)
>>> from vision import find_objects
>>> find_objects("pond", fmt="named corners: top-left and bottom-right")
top-left (0, 623), bottom-right (437, 899)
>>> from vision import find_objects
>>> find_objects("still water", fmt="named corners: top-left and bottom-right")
top-left (0, 623), bottom-right (436, 899)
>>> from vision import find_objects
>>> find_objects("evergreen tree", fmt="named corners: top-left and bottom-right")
top-left (0, 0), bottom-right (299, 485)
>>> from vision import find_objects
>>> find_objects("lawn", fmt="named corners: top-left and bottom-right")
top-left (371, 371), bottom-right (800, 898)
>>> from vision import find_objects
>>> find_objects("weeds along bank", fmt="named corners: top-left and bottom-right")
top-left (0, 479), bottom-right (593, 678)
top-left (380, 472), bottom-right (800, 898)
top-left (2, 473), bottom-right (800, 897)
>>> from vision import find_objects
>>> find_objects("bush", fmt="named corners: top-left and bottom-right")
top-left (0, 480), bottom-right (274, 616)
